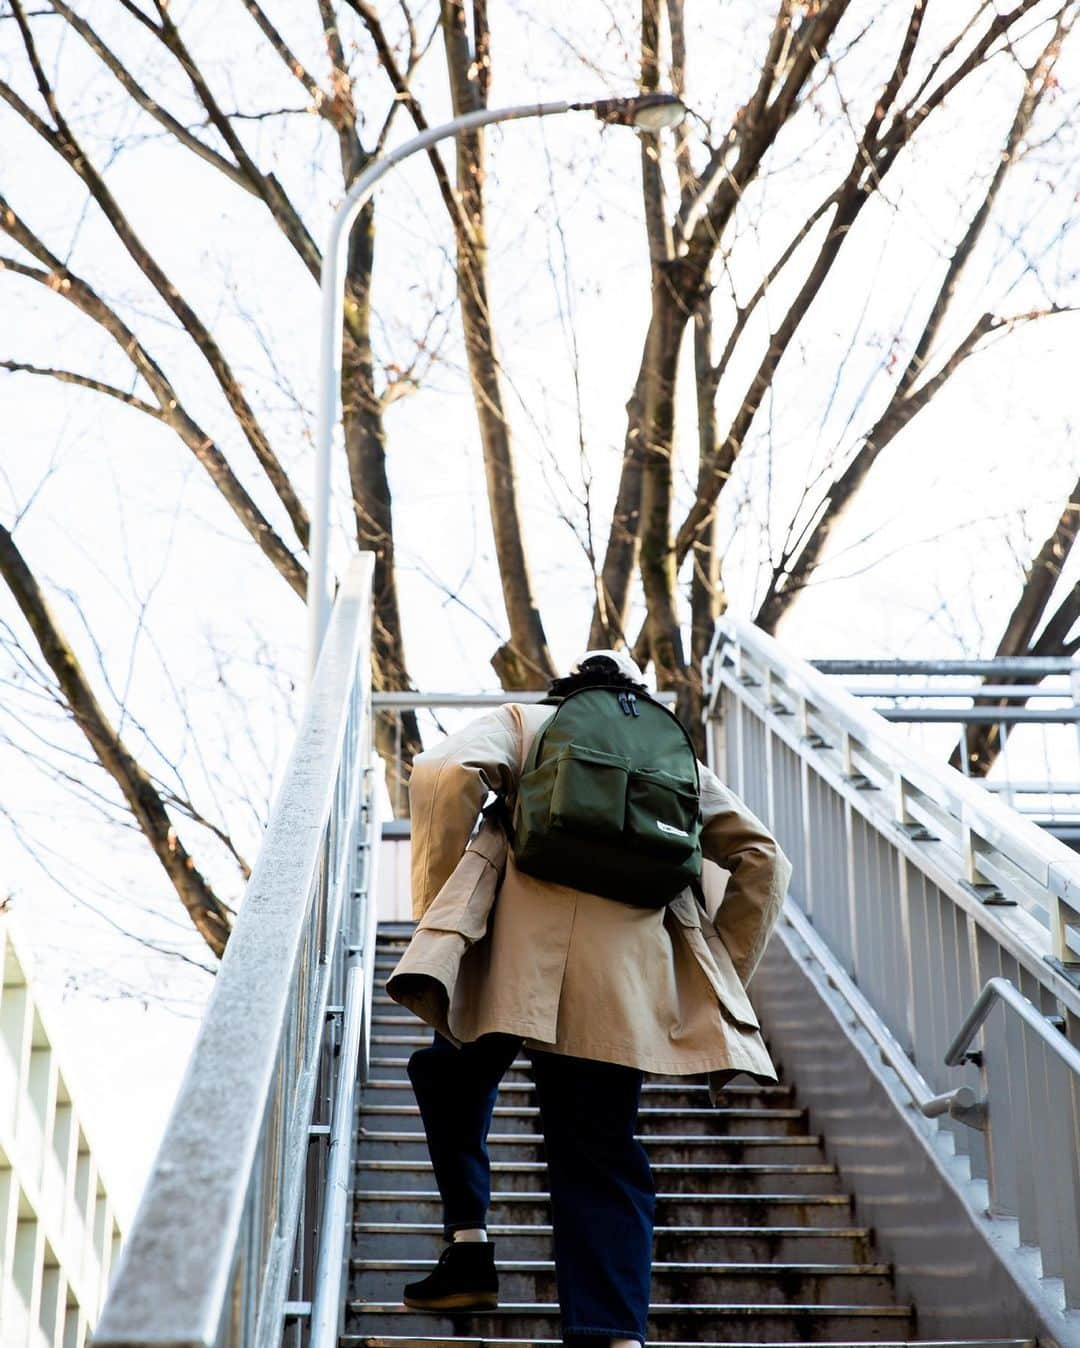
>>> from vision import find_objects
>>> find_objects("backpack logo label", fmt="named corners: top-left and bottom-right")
top-left (656, 820), bottom-right (690, 837)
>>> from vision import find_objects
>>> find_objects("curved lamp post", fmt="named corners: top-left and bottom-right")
top-left (307, 91), bottom-right (686, 676)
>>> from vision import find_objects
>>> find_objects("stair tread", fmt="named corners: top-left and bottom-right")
top-left (367, 1061), bottom-right (793, 1088)
top-left (358, 1130), bottom-right (819, 1145)
top-left (357, 1160), bottom-right (835, 1172)
top-left (347, 1339), bottom-right (1030, 1347)
top-left (348, 1300), bottom-right (913, 1315)
top-left (353, 1222), bottom-right (870, 1235)
top-left (354, 1188), bottom-right (852, 1202)
top-left (360, 1098), bottom-right (803, 1116)
top-left (354, 1258), bottom-right (890, 1274)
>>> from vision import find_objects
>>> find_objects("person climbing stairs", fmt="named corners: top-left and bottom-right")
top-left (341, 924), bottom-right (1033, 1348)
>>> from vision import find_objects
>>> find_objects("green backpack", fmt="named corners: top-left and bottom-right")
top-left (509, 685), bottom-right (703, 908)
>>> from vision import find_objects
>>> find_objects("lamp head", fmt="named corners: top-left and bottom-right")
top-left (574, 92), bottom-right (686, 132)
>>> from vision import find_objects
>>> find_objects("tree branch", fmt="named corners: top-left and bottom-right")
top-left (0, 207), bottom-right (308, 598)
top-left (0, 359), bottom-right (163, 417)
top-left (0, 521), bottom-right (233, 957)
top-left (4, 0), bottom-right (311, 549)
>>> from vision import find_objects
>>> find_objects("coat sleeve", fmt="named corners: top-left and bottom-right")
top-left (698, 760), bottom-right (792, 985)
top-left (408, 705), bottom-right (521, 918)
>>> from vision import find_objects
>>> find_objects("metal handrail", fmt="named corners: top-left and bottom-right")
top-left (96, 555), bottom-right (378, 1348)
top-left (813, 657), bottom-right (1078, 676)
top-left (944, 975), bottom-right (1080, 1077)
top-left (707, 616), bottom-right (1080, 973)
top-left (784, 898), bottom-right (1079, 1129)
top-left (309, 759), bottom-right (384, 1348)
top-left (372, 689), bottom-right (678, 707)
top-left (779, 899), bottom-right (988, 1129)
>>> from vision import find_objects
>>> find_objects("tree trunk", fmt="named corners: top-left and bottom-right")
top-left (440, 0), bottom-right (556, 688)
top-left (340, 195), bottom-right (422, 812)
top-left (587, 357), bottom-right (647, 649)
top-left (640, 265), bottom-right (696, 723)
top-left (688, 300), bottom-right (724, 753)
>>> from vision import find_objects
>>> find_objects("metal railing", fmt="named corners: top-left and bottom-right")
top-left (708, 616), bottom-right (1080, 1310)
top-left (95, 556), bottom-right (381, 1348)
top-left (811, 656), bottom-right (1080, 840)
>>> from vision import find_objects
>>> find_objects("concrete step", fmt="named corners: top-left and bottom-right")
top-left (363, 1060), bottom-right (795, 1102)
top-left (352, 1189), bottom-right (856, 1227)
top-left (349, 1337), bottom-right (1033, 1348)
top-left (368, 1026), bottom-right (780, 1076)
top-left (373, 1014), bottom-right (431, 1030)
top-left (369, 1014), bottom-right (778, 1066)
top-left (371, 1033), bottom-right (437, 1049)
top-left (343, 1301), bottom-right (915, 1341)
top-left (356, 1131), bottom-right (825, 1167)
top-left (358, 1099), bottom-right (807, 1134)
top-left (350, 1258), bottom-right (897, 1306)
top-left (350, 1221), bottom-right (875, 1263)
top-left (353, 1159), bottom-right (842, 1195)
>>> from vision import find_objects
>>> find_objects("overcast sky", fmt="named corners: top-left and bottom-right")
top-left (1, 0), bottom-right (1078, 1218)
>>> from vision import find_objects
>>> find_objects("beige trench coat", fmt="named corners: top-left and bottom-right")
top-left (386, 702), bottom-right (792, 1086)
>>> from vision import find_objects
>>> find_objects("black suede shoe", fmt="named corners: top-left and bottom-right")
top-left (402, 1240), bottom-right (499, 1312)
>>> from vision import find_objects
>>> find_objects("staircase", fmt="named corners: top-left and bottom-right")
top-left (93, 578), bottom-right (1080, 1348)
top-left (343, 924), bottom-right (1031, 1348)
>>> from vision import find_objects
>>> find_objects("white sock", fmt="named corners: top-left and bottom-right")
top-left (452, 1228), bottom-right (488, 1243)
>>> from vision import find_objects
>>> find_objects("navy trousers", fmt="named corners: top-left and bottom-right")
top-left (408, 1032), bottom-right (655, 1345)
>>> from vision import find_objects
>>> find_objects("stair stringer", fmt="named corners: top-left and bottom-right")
top-left (751, 917), bottom-right (1080, 1348)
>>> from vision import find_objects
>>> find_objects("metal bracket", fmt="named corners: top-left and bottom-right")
top-left (920, 1085), bottom-right (988, 1132)
top-left (895, 820), bottom-right (940, 843)
top-left (1044, 955), bottom-right (1080, 990)
top-left (959, 879), bottom-right (1017, 908)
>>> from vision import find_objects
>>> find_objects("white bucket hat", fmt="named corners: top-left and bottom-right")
top-left (574, 648), bottom-right (645, 684)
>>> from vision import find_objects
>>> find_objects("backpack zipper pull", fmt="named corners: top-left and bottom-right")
top-left (628, 693), bottom-right (640, 717)
top-left (618, 692), bottom-right (631, 716)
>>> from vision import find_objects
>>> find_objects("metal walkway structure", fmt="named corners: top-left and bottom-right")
top-left (94, 555), bottom-right (1080, 1348)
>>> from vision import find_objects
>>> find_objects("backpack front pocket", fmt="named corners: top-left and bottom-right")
top-left (627, 768), bottom-right (700, 856)
top-left (549, 743), bottom-right (630, 838)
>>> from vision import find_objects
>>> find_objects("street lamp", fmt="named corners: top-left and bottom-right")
top-left (306, 92), bottom-right (686, 676)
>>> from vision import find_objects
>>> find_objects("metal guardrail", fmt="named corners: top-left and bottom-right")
top-left (95, 556), bottom-right (380, 1348)
top-left (811, 655), bottom-right (1080, 836)
top-left (708, 616), bottom-right (1080, 1311)
top-left (372, 688), bottom-right (677, 817)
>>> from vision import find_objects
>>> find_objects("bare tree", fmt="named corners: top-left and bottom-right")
top-left (435, 0), bottom-right (558, 688)
top-left (3, 0), bottom-right (1079, 961)
top-left (590, 1), bottom-right (1077, 737)
top-left (0, 522), bottom-right (232, 957)
top-left (755, 9), bottom-right (1078, 635)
